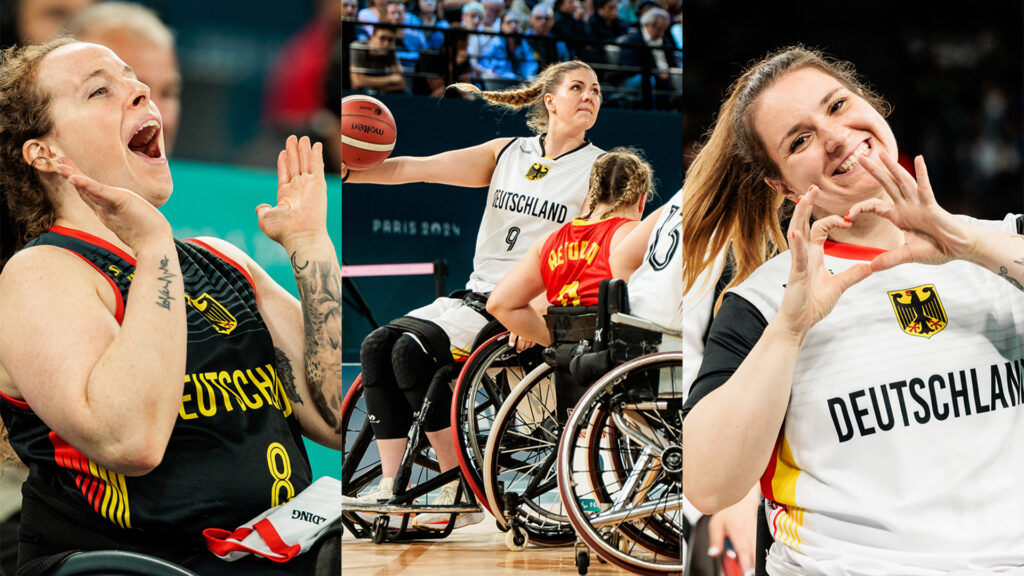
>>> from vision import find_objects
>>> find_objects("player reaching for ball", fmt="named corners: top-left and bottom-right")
top-left (341, 60), bottom-right (605, 531)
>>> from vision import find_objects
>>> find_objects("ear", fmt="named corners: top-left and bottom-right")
top-left (763, 177), bottom-right (798, 203)
top-left (22, 139), bottom-right (61, 175)
top-left (544, 92), bottom-right (555, 115)
top-left (637, 191), bottom-right (647, 216)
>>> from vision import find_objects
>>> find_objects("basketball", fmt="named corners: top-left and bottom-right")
top-left (342, 95), bottom-right (397, 170)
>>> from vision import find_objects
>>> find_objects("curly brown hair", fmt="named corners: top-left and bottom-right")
top-left (581, 146), bottom-right (652, 220)
top-left (0, 36), bottom-right (76, 270)
top-left (449, 60), bottom-right (598, 134)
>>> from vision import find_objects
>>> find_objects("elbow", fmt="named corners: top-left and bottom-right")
top-left (486, 298), bottom-right (509, 321)
top-left (99, 433), bottom-right (169, 477)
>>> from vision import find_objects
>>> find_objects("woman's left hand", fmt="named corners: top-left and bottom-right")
top-left (847, 152), bottom-right (974, 271)
top-left (257, 135), bottom-right (328, 249)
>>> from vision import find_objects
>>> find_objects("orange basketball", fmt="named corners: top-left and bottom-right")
top-left (342, 95), bottom-right (397, 170)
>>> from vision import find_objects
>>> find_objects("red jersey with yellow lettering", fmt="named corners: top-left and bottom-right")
top-left (539, 217), bottom-right (631, 306)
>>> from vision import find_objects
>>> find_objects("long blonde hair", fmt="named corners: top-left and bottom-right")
top-left (449, 60), bottom-right (598, 134)
top-left (681, 45), bottom-right (890, 306)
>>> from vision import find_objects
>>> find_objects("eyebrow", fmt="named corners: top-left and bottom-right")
top-left (83, 65), bottom-right (137, 83)
top-left (777, 86), bottom-right (843, 151)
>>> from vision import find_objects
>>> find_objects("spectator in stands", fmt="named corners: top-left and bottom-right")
top-left (4, 0), bottom-right (95, 48)
top-left (357, 0), bottom-right (390, 37)
top-left (409, 0), bottom-right (450, 50)
top-left (617, 6), bottom-right (680, 107)
top-left (349, 25), bottom-right (407, 94)
top-left (460, 1), bottom-right (484, 31)
top-left (343, 0), bottom-right (369, 43)
top-left (582, 0), bottom-right (627, 73)
top-left (67, 2), bottom-right (182, 155)
top-left (552, 0), bottom-right (586, 57)
top-left (525, 4), bottom-right (569, 72)
top-left (468, 0), bottom-right (510, 85)
top-left (386, 0), bottom-right (427, 70)
top-left (475, 11), bottom-right (535, 83)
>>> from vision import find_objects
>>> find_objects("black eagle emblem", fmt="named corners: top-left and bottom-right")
top-left (185, 292), bottom-right (238, 335)
top-left (887, 285), bottom-right (947, 338)
top-left (525, 162), bottom-right (550, 181)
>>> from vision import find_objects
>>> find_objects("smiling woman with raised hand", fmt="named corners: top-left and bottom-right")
top-left (0, 38), bottom-right (340, 575)
top-left (681, 45), bottom-right (1024, 574)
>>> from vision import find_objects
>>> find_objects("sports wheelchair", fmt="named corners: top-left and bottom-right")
top-left (340, 316), bottom-right (544, 543)
top-left (478, 279), bottom-right (684, 575)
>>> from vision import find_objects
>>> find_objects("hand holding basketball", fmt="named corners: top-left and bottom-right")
top-left (342, 95), bottom-right (397, 170)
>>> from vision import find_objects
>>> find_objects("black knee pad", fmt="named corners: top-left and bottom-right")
top-left (391, 334), bottom-right (438, 391)
top-left (360, 327), bottom-right (400, 387)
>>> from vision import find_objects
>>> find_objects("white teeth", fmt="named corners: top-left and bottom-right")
top-left (837, 142), bottom-right (870, 174)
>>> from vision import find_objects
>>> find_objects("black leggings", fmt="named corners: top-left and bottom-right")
top-left (359, 327), bottom-right (453, 439)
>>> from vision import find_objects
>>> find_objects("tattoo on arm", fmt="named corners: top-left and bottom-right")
top-left (274, 347), bottom-right (303, 405)
top-left (294, 257), bottom-right (342, 433)
top-left (156, 255), bottom-right (176, 310)
top-left (290, 251), bottom-right (309, 273)
top-left (998, 266), bottom-right (1024, 291)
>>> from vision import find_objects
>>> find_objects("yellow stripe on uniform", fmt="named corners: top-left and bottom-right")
top-left (770, 436), bottom-right (804, 549)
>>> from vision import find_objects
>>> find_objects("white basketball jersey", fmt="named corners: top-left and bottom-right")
top-left (466, 135), bottom-right (603, 293)
top-left (628, 189), bottom-right (682, 333)
top-left (730, 214), bottom-right (1024, 574)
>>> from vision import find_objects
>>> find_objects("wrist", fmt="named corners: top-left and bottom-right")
top-left (763, 318), bottom-right (808, 350)
top-left (281, 231), bottom-right (334, 258)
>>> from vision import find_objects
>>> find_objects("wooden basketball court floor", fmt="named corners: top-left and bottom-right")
top-left (342, 508), bottom-right (647, 575)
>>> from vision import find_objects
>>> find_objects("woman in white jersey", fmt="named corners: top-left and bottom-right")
top-left (681, 45), bottom-right (1024, 575)
top-left (342, 60), bottom-right (605, 531)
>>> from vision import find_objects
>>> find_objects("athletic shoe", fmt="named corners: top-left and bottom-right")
top-left (412, 480), bottom-right (483, 531)
top-left (341, 478), bottom-right (414, 530)
top-left (341, 477), bottom-right (394, 505)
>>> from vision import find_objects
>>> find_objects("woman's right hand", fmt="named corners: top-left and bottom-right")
top-left (774, 186), bottom-right (872, 343)
top-left (56, 156), bottom-right (173, 252)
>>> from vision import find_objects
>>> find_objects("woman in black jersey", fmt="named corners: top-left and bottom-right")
top-left (0, 38), bottom-right (340, 575)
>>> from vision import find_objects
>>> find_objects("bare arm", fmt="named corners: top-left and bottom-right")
top-left (350, 71), bottom-right (406, 92)
top-left (0, 169), bottom-right (186, 476)
top-left (242, 135), bottom-right (342, 448)
top-left (487, 237), bottom-right (551, 346)
top-left (683, 187), bottom-right (871, 512)
top-left (610, 205), bottom-right (663, 279)
top-left (345, 137), bottom-right (512, 188)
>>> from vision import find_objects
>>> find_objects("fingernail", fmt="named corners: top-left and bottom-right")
top-left (795, 196), bottom-right (802, 204)
top-left (707, 546), bottom-right (720, 556)
top-left (844, 211), bottom-right (852, 219)
top-left (843, 218), bottom-right (852, 225)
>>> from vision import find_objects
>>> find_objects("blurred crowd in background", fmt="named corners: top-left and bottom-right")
top-left (1, 0), bottom-right (342, 173)
top-left (341, 0), bottom-right (682, 111)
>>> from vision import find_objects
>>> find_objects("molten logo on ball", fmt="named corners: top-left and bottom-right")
top-left (351, 122), bottom-right (385, 136)
top-left (342, 95), bottom-right (397, 169)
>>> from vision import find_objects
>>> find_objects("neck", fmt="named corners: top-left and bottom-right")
top-left (543, 126), bottom-right (586, 158)
top-left (582, 201), bottom-right (638, 221)
top-left (51, 192), bottom-right (136, 257)
top-left (824, 211), bottom-right (904, 250)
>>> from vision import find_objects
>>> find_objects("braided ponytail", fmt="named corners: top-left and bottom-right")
top-left (581, 147), bottom-right (653, 220)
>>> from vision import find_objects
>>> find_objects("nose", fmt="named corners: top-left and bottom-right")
top-left (127, 79), bottom-right (151, 109)
top-left (819, 121), bottom-right (847, 156)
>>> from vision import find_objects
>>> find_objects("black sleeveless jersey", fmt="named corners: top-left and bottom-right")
top-left (0, 226), bottom-right (312, 556)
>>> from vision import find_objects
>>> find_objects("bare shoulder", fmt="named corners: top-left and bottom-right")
top-left (0, 245), bottom-right (119, 398)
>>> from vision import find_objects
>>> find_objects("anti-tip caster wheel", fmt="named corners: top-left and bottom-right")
top-left (575, 549), bottom-right (590, 575)
top-left (372, 515), bottom-right (389, 544)
top-left (505, 525), bottom-right (529, 551)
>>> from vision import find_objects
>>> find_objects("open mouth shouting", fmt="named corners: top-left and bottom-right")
top-left (128, 116), bottom-right (164, 162)
top-left (834, 140), bottom-right (871, 175)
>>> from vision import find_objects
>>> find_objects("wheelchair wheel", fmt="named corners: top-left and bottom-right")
top-left (481, 363), bottom-right (575, 546)
top-left (340, 374), bottom-right (443, 537)
top-left (451, 331), bottom-right (543, 515)
top-left (557, 351), bottom-right (683, 575)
